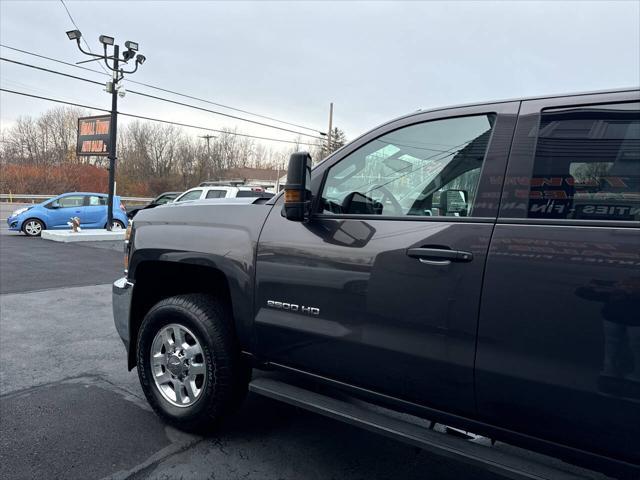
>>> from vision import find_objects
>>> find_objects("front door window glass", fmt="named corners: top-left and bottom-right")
top-left (321, 114), bottom-right (496, 217)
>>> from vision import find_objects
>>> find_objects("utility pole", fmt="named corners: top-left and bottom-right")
top-left (200, 134), bottom-right (216, 178)
top-left (200, 134), bottom-right (215, 158)
top-left (275, 162), bottom-right (284, 191)
top-left (327, 102), bottom-right (334, 156)
top-left (66, 30), bottom-right (146, 230)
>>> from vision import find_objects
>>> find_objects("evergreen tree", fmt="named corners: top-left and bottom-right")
top-left (323, 126), bottom-right (347, 157)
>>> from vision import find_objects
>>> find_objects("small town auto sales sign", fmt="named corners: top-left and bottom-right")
top-left (77, 115), bottom-right (111, 157)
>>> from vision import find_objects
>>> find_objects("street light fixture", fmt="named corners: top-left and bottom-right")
top-left (66, 29), bottom-right (82, 40)
top-left (122, 49), bottom-right (136, 62)
top-left (66, 31), bottom-right (147, 230)
top-left (98, 35), bottom-right (114, 46)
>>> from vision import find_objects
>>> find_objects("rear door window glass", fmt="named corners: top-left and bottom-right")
top-left (87, 196), bottom-right (106, 206)
top-left (205, 190), bottom-right (226, 199)
top-left (237, 190), bottom-right (261, 198)
top-left (527, 103), bottom-right (640, 221)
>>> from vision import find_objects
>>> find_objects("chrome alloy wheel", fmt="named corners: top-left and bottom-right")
top-left (24, 220), bottom-right (42, 236)
top-left (150, 323), bottom-right (207, 407)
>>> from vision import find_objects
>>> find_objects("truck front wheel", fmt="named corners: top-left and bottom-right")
top-left (136, 294), bottom-right (249, 432)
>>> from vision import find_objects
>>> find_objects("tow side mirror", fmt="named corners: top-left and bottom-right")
top-left (283, 152), bottom-right (312, 222)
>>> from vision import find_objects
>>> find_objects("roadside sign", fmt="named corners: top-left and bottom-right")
top-left (77, 115), bottom-right (111, 157)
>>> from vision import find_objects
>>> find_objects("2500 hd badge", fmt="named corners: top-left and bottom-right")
top-left (267, 300), bottom-right (320, 315)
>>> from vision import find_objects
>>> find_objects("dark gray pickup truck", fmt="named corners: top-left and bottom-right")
top-left (113, 88), bottom-right (640, 479)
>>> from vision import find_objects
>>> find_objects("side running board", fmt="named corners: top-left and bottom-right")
top-left (249, 378), bottom-right (587, 480)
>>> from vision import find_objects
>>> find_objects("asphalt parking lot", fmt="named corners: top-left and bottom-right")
top-left (0, 203), bottom-right (612, 480)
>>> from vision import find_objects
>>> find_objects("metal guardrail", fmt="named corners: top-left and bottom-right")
top-left (0, 194), bottom-right (153, 203)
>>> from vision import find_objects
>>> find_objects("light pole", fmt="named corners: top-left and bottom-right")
top-left (66, 30), bottom-right (146, 230)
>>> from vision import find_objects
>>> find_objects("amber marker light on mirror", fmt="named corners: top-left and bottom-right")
top-left (285, 189), bottom-right (302, 203)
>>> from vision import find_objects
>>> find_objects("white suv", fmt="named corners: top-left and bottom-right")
top-left (173, 185), bottom-right (274, 203)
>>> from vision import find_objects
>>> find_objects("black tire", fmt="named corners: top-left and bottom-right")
top-left (22, 218), bottom-right (45, 237)
top-left (137, 294), bottom-right (250, 433)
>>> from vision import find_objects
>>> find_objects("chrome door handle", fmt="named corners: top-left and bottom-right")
top-left (406, 247), bottom-right (473, 265)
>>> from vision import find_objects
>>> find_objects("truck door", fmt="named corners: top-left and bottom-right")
top-left (255, 102), bottom-right (519, 415)
top-left (476, 92), bottom-right (640, 464)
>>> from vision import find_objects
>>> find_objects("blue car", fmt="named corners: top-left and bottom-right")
top-left (6, 192), bottom-right (129, 236)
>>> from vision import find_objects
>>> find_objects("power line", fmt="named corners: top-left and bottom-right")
top-left (58, 0), bottom-right (110, 76)
top-left (0, 43), bottom-right (326, 134)
top-left (125, 80), bottom-right (325, 135)
top-left (0, 44), bottom-right (106, 76)
top-left (0, 55), bottom-right (327, 141)
top-left (0, 87), bottom-right (328, 148)
top-left (0, 59), bottom-right (341, 150)
top-left (0, 87), bottom-right (107, 113)
top-left (1, 57), bottom-right (102, 86)
top-left (121, 112), bottom-right (327, 147)
top-left (126, 89), bottom-right (326, 140)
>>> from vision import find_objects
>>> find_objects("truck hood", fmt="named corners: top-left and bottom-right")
top-left (132, 196), bottom-right (275, 226)
top-left (166, 197), bottom-right (264, 208)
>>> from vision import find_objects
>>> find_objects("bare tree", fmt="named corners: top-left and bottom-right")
top-left (1, 106), bottom-right (338, 196)
top-left (0, 107), bottom-right (89, 166)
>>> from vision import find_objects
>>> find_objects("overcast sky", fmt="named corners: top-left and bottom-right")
top-left (1, 0), bottom-right (639, 150)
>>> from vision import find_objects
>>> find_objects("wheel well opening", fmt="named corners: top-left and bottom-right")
top-left (23, 217), bottom-right (46, 229)
top-left (128, 261), bottom-right (232, 369)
